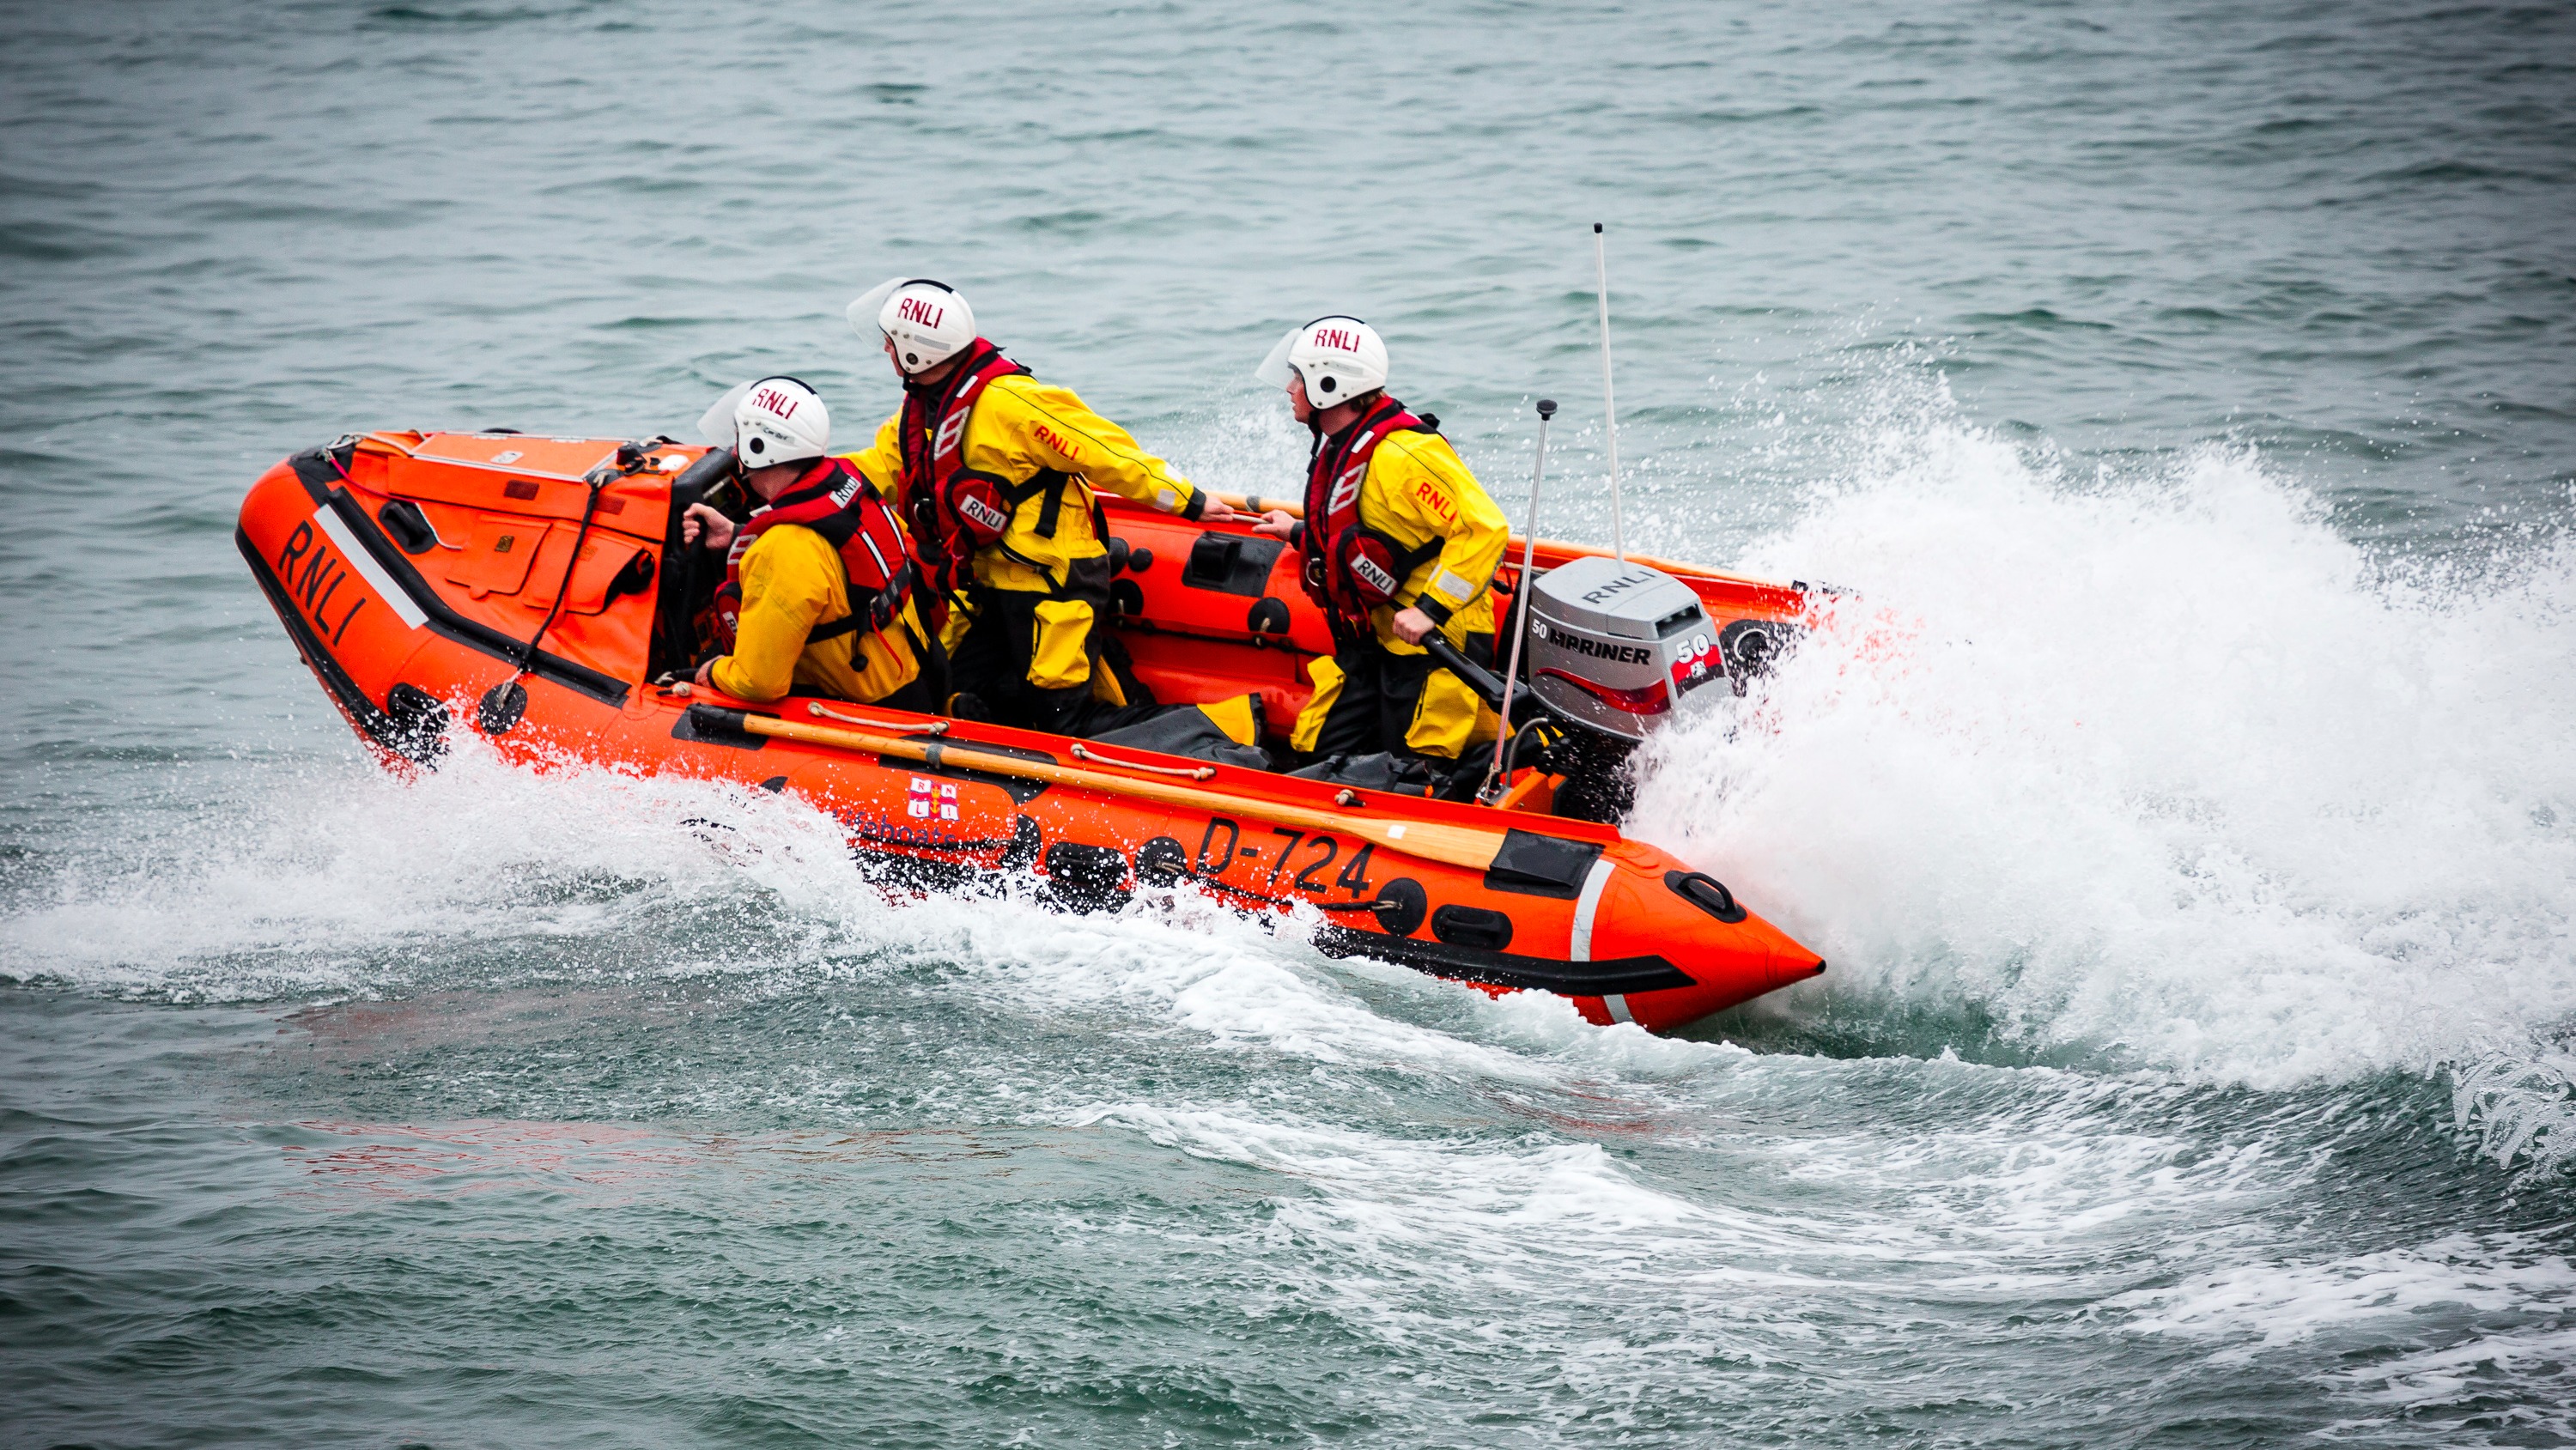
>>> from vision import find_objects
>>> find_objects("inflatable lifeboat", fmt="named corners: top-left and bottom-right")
top-left (234, 429), bottom-right (1825, 1033)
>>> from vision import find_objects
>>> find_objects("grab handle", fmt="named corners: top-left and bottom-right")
top-left (671, 446), bottom-right (735, 510)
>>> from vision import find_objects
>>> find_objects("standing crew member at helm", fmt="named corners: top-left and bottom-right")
top-left (1249, 317), bottom-right (1510, 765)
top-left (845, 278), bottom-right (1230, 737)
top-left (682, 377), bottom-right (936, 711)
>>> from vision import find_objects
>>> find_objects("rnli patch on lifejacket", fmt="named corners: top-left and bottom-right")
top-left (1301, 397), bottom-right (1436, 638)
top-left (898, 343), bottom-right (1034, 592)
top-left (1350, 552), bottom-right (1400, 599)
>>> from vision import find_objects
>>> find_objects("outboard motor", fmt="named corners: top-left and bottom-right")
top-left (1519, 555), bottom-right (1726, 822)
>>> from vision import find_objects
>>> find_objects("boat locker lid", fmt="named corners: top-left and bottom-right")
top-left (1529, 555), bottom-right (1705, 641)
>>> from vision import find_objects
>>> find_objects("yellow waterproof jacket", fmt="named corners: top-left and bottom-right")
top-left (1351, 429), bottom-right (1510, 652)
top-left (1285, 428), bottom-right (1510, 760)
top-left (708, 524), bottom-right (926, 705)
top-left (852, 373), bottom-right (1206, 595)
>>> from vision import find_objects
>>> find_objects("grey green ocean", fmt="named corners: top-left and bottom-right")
top-left (4, 1), bottom-right (2573, 1444)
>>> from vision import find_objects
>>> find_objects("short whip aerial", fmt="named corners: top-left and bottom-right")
top-left (1594, 222), bottom-right (1625, 562)
top-left (1481, 397), bottom-right (1558, 800)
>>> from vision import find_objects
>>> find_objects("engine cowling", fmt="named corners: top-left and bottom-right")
top-left (1522, 555), bottom-right (1726, 743)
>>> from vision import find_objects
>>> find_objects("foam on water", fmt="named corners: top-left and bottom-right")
top-left (995, 920), bottom-right (1564, 1086)
top-left (1054, 1047), bottom-right (2523, 1438)
top-left (1630, 384), bottom-right (2576, 1125)
top-left (0, 724), bottom-right (1599, 1104)
top-left (1072, 1104), bottom-right (1704, 1238)
top-left (2111, 1234), bottom-right (2576, 1441)
top-left (2325, 1321), bottom-right (2576, 1443)
top-left (3, 709), bottom-right (2558, 1437)
top-left (0, 709), bottom-right (1767, 1119)
top-left (2105, 1232), bottom-right (2576, 1361)
top-left (0, 737), bottom-right (874, 999)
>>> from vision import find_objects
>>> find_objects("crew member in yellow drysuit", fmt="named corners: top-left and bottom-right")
top-left (683, 376), bottom-right (934, 710)
top-left (1249, 316), bottom-right (1509, 763)
top-left (844, 277), bottom-right (1257, 748)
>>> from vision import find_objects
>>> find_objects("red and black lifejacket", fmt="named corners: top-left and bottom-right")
top-left (897, 338), bottom-right (1078, 596)
top-left (710, 456), bottom-right (918, 654)
top-left (1298, 396), bottom-right (1446, 643)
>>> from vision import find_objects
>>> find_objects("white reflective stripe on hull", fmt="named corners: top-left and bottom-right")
top-left (1604, 994), bottom-right (1634, 1024)
top-left (1569, 858), bottom-right (1616, 962)
top-left (314, 507), bottom-right (430, 629)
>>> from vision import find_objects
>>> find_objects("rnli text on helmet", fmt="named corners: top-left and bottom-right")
top-left (1313, 326), bottom-right (1364, 353)
top-left (751, 385), bottom-right (801, 419)
top-left (897, 296), bottom-right (945, 330)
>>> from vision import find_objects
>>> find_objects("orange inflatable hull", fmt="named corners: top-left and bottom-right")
top-left (234, 430), bottom-right (1825, 1033)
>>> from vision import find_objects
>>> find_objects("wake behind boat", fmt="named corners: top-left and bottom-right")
top-left (237, 428), bottom-right (1825, 1032)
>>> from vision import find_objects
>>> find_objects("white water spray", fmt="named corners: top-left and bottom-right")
top-left (1630, 390), bottom-right (2576, 1113)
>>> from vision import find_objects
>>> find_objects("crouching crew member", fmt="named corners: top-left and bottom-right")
top-left (847, 277), bottom-right (1228, 737)
top-left (684, 377), bottom-right (936, 711)
top-left (1250, 317), bottom-right (1509, 764)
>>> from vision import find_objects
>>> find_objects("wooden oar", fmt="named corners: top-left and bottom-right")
top-left (692, 705), bottom-right (1510, 873)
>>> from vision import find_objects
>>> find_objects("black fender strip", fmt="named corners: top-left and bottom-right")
top-left (1312, 925), bottom-right (1695, 997)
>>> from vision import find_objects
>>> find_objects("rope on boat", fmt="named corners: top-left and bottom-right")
top-left (1070, 742), bottom-right (1215, 780)
top-left (809, 701), bottom-right (948, 735)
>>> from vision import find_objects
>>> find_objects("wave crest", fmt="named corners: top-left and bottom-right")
top-left (1629, 397), bottom-right (2576, 1115)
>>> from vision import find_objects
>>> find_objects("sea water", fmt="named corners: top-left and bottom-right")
top-left (3, 0), bottom-right (2572, 1443)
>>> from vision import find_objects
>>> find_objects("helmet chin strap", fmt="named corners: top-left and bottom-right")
top-left (899, 349), bottom-right (961, 390)
top-left (1304, 387), bottom-right (1381, 439)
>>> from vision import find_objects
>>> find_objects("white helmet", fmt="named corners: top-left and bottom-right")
top-left (731, 376), bottom-right (829, 470)
top-left (1255, 315), bottom-right (1388, 405)
top-left (848, 276), bottom-right (976, 374)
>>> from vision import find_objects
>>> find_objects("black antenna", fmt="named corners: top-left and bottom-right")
top-left (1482, 397), bottom-right (1560, 800)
